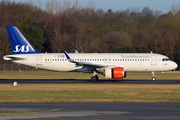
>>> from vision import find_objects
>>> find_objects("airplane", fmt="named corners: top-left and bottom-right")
top-left (3, 26), bottom-right (178, 81)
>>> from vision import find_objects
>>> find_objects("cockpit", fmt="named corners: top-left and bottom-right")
top-left (162, 58), bottom-right (171, 61)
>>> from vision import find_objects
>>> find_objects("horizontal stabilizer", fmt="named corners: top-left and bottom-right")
top-left (3, 55), bottom-right (25, 61)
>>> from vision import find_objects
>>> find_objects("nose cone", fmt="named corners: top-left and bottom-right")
top-left (172, 62), bottom-right (178, 70)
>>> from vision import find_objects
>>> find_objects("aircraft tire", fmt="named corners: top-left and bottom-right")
top-left (91, 75), bottom-right (98, 82)
top-left (152, 77), bottom-right (156, 81)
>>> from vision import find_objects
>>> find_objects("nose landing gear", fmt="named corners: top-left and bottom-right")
top-left (152, 72), bottom-right (156, 81)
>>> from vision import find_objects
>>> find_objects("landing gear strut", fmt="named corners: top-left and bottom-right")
top-left (151, 72), bottom-right (156, 81)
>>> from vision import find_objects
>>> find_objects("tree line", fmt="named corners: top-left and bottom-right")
top-left (1, 0), bottom-right (180, 69)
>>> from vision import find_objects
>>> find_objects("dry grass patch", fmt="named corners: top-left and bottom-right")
top-left (0, 111), bottom-right (40, 116)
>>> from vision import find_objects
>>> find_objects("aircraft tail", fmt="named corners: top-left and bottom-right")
top-left (6, 26), bottom-right (40, 54)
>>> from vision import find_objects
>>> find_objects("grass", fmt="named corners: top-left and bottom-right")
top-left (0, 71), bottom-right (97, 79)
top-left (0, 110), bottom-right (40, 116)
top-left (0, 71), bottom-right (180, 79)
top-left (0, 71), bottom-right (180, 103)
top-left (0, 84), bottom-right (180, 103)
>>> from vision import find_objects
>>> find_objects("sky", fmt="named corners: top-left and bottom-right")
top-left (12, 0), bottom-right (180, 13)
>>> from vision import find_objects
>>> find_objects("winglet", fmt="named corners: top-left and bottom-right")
top-left (74, 49), bottom-right (79, 54)
top-left (63, 50), bottom-right (71, 60)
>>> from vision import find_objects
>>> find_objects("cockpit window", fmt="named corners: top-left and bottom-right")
top-left (162, 58), bottom-right (171, 61)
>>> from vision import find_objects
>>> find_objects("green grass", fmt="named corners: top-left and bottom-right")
top-left (0, 71), bottom-right (180, 79)
top-left (0, 110), bottom-right (40, 116)
top-left (0, 71), bottom-right (98, 79)
top-left (0, 84), bottom-right (180, 103)
top-left (0, 71), bottom-right (180, 103)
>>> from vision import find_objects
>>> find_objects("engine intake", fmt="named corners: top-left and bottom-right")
top-left (105, 67), bottom-right (126, 79)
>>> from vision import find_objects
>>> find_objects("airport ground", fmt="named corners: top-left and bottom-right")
top-left (0, 71), bottom-right (180, 119)
top-left (0, 83), bottom-right (180, 103)
top-left (0, 70), bottom-right (180, 79)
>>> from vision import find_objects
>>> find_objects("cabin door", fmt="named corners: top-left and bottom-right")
top-left (37, 55), bottom-right (42, 65)
top-left (151, 55), bottom-right (156, 65)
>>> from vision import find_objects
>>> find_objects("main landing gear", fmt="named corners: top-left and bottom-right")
top-left (91, 75), bottom-right (99, 82)
top-left (152, 72), bottom-right (156, 81)
top-left (91, 71), bottom-right (99, 82)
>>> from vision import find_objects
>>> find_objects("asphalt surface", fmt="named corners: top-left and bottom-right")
top-left (1, 103), bottom-right (180, 120)
top-left (0, 79), bottom-right (180, 84)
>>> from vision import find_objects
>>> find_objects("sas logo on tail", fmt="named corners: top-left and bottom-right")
top-left (13, 45), bottom-right (31, 52)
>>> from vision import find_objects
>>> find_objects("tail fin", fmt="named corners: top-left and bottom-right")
top-left (6, 26), bottom-right (40, 54)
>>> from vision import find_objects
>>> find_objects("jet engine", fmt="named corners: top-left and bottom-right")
top-left (105, 67), bottom-right (126, 79)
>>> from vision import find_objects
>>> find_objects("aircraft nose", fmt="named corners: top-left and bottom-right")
top-left (172, 62), bottom-right (178, 70)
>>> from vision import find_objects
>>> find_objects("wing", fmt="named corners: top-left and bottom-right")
top-left (63, 50), bottom-right (107, 69)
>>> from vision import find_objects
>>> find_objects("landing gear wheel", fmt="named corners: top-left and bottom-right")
top-left (91, 75), bottom-right (98, 82)
top-left (151, 72), bottom-right (156, 81)
top-left (152, 77), bottom-right (156, 81)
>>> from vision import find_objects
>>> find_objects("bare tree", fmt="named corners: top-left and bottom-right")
top-left (71, 32), bottom-right (92, 53)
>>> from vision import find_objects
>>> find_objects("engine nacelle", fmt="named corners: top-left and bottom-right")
top-left (105, 67), bottom-right (126, 79)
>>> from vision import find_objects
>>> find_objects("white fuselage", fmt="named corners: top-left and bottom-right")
top-left (4, 53), bottom-right (178, 72)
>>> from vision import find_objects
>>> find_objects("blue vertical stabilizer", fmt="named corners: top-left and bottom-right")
top-left (6, 26), bottom-right (40, 54)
